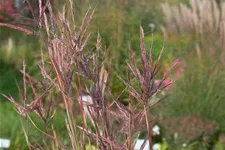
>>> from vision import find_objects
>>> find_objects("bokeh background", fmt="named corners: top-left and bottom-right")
top-left (0, 0), bottom-right (225, 149)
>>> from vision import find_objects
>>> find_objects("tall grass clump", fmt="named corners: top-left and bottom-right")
top-left (1, 0), bottom-right (177, 149)
top-left (161, 0), bottom-right (225, 50)
top-left (159, 0), bottom-right (225, 147)
top-left (159, 52), bottom-right (225, 149)
top-left (160, 0), bottom-right (225, 130)
top-left (162, 52), bottom-right (225, 132)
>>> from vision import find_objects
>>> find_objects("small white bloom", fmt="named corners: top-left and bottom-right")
top-left (148, 23), bottom-right (156, 31)
top-left (152, 125), bottom-right (160, 135)
top-left (182, 143), bottom-right (187, 147)
top-left (153, 143), bottom-right (161, 150)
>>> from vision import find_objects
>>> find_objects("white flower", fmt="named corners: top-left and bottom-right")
top-left (182, 143), bottom-right (187, 147)
top-left (152, 125), bottom-right (160, 135)
top-left (153, 143), bottom-right (161, 150)
top-left (148, 23), bottom-right (156, 31)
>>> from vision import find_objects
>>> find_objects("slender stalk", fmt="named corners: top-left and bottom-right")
top-left (144, 105), bottom-right (152, 150)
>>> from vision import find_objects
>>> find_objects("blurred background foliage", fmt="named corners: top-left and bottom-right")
top-left (0, 0), bottom-right (225, 149)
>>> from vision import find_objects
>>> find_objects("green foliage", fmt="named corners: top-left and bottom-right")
top-left (0, 28), bottom-right (40, 70)
top-left (0, 61), bottom-right (22, 100)
top-left (0, 102), bottom-right (27, 149)
top-left (0, 101), bottom-right (83, 149)
top-left (162, 52), bottom-right (225, 133)
top-left (213, 141), bottom-right (225, 150)
top-left (85, 144), bottom-right (98, 150)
